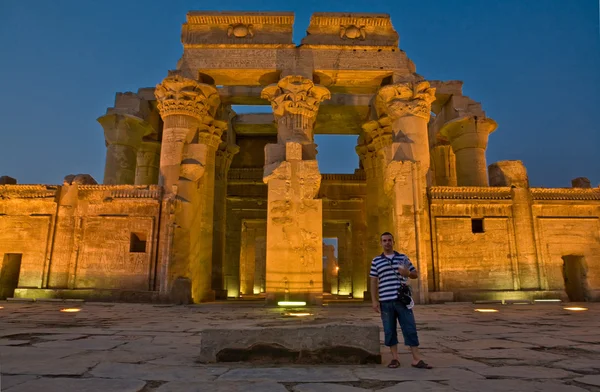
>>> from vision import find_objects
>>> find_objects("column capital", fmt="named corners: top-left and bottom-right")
top-left (375, 81), bottom-right (436, 121)
top-left (439, 115), bottom-right (498, 151)
top-left (155, 75), bottom-right (221, 121)
top-left (196, 120), bottom-right (228, 150)
top-left (215, 142), bottom-right (240, 181)
top-left (361, 118), bottom-right (393, 153)
top-left (97, 113), bottom-right (153, 146)
top-left (261, 75), bottom-right (330, 143)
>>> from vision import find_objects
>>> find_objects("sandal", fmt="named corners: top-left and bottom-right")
top-left (387, 359), bottom-right (400, 368)
top-left (412, 360), bottom-right (432, 369)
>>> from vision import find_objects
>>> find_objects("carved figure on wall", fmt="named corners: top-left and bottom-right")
top-left (227, 24), bottom-right (254, 38)
top-left (340, 25), bottom-right (366, 40)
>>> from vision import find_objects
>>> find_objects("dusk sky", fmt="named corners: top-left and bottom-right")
top-left (1, 0), bottom-right (598, 187)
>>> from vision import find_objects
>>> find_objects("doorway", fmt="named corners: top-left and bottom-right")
top-left (562, 255), bottom-right (590, 302)
top-left (322, 238), bottom-right (339, 294)
top-left (0, 253), bottom-right (23, 300)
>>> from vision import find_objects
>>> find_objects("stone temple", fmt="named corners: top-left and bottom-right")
top-left (1, 12), bottom-right (599, 305)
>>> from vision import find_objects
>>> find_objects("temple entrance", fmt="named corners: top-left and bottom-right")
top-left (239, 220), bottom-right (266, 296)
top-left (322, 238), bottom-right (339, 294)
top-left (323, 221), bottom-right (353, 297)
top-left (0, 253), bottom-right (22, 300)
top-left (562, 255), bottom-right (590, 302)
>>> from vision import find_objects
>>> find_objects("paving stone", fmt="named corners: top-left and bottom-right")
top-left (504, 336), bottom-right (584, 348)
top-left (4, 377), bottom-right (146, 392)
top-left (0, 346), bottom-right (84, 361)
top-left (459, 348), bottom-right (566, 361)
top-left (574, 375), bottom-right (600, 387)
top-left (573, 344), bottom-right (600, 353)
top-left (0, 339), bottom-right (29, 346)
top-left (353, 367), bottom-right (483, 382)
top-left (293, 383), bottom-right (370, 392)
top-left (33, 336), bottom-right (127, 350)
top-left (218, 367), bottom-right (359, 382)
top-left (157, 381), bottom-right (288, 392)
top-left (471, 366), bottom-right (575, 379)
top-left (1, 357), bottom-right (99, 376)
top-left (439, 338), bottom-right (534, 350)
top-left (550, 358), bottom-right (600, 373)
top-left (148, 355), bottom-right (204, 366)
top-left (563, 335), bottom-right (600, 344)
top-left (36, 333), bottom-right (89, 340)
top-left (62, 349), bottom-right (164, 364)
top-left (378, 381), bottom-right (455, 392)
top-left (448, 379), bottom-right (588, 392)
top-left (0, 375), bottom-right (38, 389)
top-left (90, 362), bottom-right (227, 381)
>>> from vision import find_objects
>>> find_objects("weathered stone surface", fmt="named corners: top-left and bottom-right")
top-left (574, 375), bottom-right (600, 387)
top-left (1, 357), bottom-right (99, 376)
top-left (458, 348), bottom-right (566, 362)
top-left (470, 366), bottom-right (574, 379)
top-left (90, 362), bottom-right (227, 381)
top-left (0, 375), bottom-right (38, 390)
top-left (0, 175), bottom-right (17, 184)
top-left (378, 381), bottom-right (455, 392)
top-left (218, 367), bottom-right (359, 382)
top-left (550, 358), bottom-right (600, 373)
top-left (352, 367), bottom-right (483, 382)
top-left (439, 338), bottom-right (534, 350)
top-left (4, 377), bottom-right (147, 392)
top-left (33, 336), bottom-right (127, 350)
top-left (170, 277), bottom-right (192, 305)
top-left (488, 160), bottom-right (529, 188)
top-left (157, 381), bottom-right (288, 392)
top-left (571, 177), bottom-right (591, 188)
top-left (293, 383), bottom-right (370, 392)
top-left (199, 324), bottom-right (380, 364)
top-left (447, 379), bottom-right (588, 392)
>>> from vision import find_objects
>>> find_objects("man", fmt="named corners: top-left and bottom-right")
top-left (370, 232), bottom-right (432, 369)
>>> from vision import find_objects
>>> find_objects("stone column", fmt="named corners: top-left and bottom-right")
top-left (261, 75), bottom-right (331, 305)
top-left (98, 114), bottom-right (153, 185)
top-left (440, 115), bottom-right (497, 186)
top-left (375, 81), bottom-right (437, 178)
top-left (212, 142), bottom-right (239, 299)
top-left (155, 74), bottom-right (223, 303)
top-left (430, 144), bottom-right (457, 186)
top-left (135, 140), bottom-right (161, 185)
top-left (489, 160), bottom-right (541, 290)
top-left (240, 223), bottom-right (257, 295)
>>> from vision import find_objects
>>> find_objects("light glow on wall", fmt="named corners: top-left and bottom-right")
top-left (474, 308), bottom-right (499, 313)
top-left (278, 301), bottom-right (306, 307)
top-left (60, 308), bottom-right (81, 313)
top-left (564, 307), bottom-right (588, 311)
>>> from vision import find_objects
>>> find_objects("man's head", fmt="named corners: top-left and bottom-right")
top-left (380, 232), bottom-right (394, 252)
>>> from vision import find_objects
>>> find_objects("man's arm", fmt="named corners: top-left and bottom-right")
top-left (370, 276), bottom-right (380, 313)
top-left (399, 259), bottom-right (418, 279)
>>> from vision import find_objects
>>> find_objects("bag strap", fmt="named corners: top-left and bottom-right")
top-left (384, 255), bottom-right (403, 285)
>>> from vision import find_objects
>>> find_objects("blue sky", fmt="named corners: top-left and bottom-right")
top-left (0, 0), bottom-right (598, 187)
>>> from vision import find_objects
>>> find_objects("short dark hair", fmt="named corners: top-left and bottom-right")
top-left (380, 232), bottom-right (394, 239)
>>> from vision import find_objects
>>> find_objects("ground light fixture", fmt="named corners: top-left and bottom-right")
top-left (278, 301), bottom-right (307, 307)
top-left (60, 308), bottom-right (82, 313)
top-left (534, 299), bottom-right (562, 303)
top-left (284, 312), bottom-right (312, 317)
top-left (474, 308), bottom-right (499, 313)
top-left (563, 307), bottom-right (588, 311)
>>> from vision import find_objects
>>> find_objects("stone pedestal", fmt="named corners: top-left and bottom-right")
top-left (440, 115), bottom-right (497, 187)
top-left (155, 74), bottom-right (223, 303)
top-left (135, 141), bottom-right (161, 185)
top-left (489, 160), bottom-right (541, 290)
top-left (261, 76), bottom-right (330, 304)
top-left (98, 114), bottom-right (153, 185)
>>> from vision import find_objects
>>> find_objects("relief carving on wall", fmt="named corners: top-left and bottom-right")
top-left (339, 24), bottom-right (366, 40)
top-left (227, 24), bottom-right (254, 38)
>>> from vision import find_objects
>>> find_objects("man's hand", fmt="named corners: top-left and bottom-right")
top-left (398, 266), bottom-right (409, 277)
top-left (372, 302), bottom-right (380, 313)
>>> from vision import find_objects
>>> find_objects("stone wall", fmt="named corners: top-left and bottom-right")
top-left (429, 186), bottom-right (600, 301)
top-left (0, 184), bottom-right (162, 300)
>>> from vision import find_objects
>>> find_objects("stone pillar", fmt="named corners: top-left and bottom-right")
top-left (261, 75), bottom-right (331, 305)
top-left (440, 115), bottom-right (497, 186)
top-left (154, 74), bottom-right (223, 303)
top-left (240, 223), bottom-right (257, 295)
top-left (212, 142), bottom-right (239, 299)
top-left (430, 145), bottom-right (457, 186)
top-left (489, 160), bottom-right (541, 290)
top-left (135, 140), bottom-right (161, 185)
top-left (98, 114), bottom-right (153, 185)
top-left (375, 81), bottom-right (437, 178)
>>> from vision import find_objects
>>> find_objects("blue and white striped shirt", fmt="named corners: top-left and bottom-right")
top-left (370, 252), bottom-right (415, 302)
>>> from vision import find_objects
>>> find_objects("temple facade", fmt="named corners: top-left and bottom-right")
top-left (1, 12), bottom-right (599, 304)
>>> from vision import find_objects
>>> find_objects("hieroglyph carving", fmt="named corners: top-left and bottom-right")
top-left (155, 75), bottom-right (220, 121)
top-left (340, 24), bottom-right (366, 40)
top-left (227, 24), bottom-right (254, 38)
top-left (375, 81), bottom-right (436, 121)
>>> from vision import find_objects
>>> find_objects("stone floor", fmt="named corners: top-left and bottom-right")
top-left (1, 300), bottom-right (599, 392)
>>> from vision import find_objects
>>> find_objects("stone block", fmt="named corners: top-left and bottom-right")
top-left (0, 175), bottom-right (17, 184)
top-left (488, 160), bottom-right (529, 188)
top-left (428, 292), bottom-right (454, 303)
top-left (198, 324), bottom-right (381, 364)
top-left (286, 142), bottom-right (303, 161)
top-left (571, 177), bottom-right (591, 188)
top-left (63, 173), bottom-right (98, 185)
top-left (170, 277), bottom-right (192, 305)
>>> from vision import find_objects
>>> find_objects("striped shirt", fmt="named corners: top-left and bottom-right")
top-left (370, 252), bottom-right (415, 302)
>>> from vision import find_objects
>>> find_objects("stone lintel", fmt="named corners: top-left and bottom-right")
top-left (301, 13), bottom-right (398, 47)
top-left (182, 11), bottom-right (294, 48)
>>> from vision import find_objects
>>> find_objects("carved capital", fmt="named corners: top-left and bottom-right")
top-left (439, 115), bottom-right (497, 152)
top-left (216, 142), bottom-right (240, 180)
top-left (196, 120), bottom-right (228, 150)
top-left (361, 117), bottom-right (393, 153)
top-left (98, 113), bottom-right (153, 147)
top-left (155, 75), bottom-right (221, 121)
top-left (261, 75), bottom-right (331, 141)
top-left (375, 81), bottom-right (436, 121)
